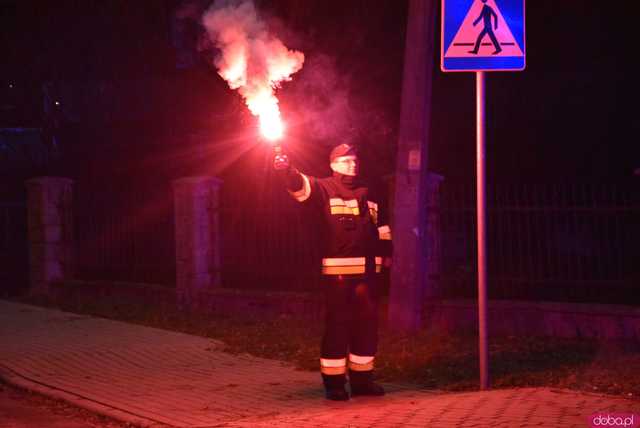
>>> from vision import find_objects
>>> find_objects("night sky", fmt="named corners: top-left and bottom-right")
top-left (1, 0), bottom-right (638, 188)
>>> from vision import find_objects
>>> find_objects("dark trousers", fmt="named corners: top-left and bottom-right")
top-left (321, 275), bottom-right (379, 361)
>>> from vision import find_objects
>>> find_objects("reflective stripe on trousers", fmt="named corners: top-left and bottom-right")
top-left (321, 257), bottom-right (383, 275)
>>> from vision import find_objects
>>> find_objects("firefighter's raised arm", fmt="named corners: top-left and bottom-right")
top-left (273, 151), bottom-right (312, 202)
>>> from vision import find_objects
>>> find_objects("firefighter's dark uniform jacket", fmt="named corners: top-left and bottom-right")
top-left (285, 169), bottom-right (392, 380)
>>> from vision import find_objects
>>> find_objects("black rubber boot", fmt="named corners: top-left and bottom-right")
top-left (322, 373), bottom-right (349, 401)
top-left (349, 370), bottom-right (385, 397)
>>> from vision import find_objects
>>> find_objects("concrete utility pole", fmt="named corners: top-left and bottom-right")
top-left (388, 0), bottom-right (437, 333)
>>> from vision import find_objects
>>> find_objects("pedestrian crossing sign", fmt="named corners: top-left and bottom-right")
top-left (441, 0), bottom-right (525, 72)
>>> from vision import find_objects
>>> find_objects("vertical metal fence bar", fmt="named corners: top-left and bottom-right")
top-left (570, 184), bottom-right (578, 288)
top-left (556, 184), bottom-right (566, 286)
top-left (454, 186), bottom-right (462, 297)
top-left (629, 187), bottom-right (640, 298)
top-left (510, 184), bottom-right (521, 283)
top-left (271, 206), bottom-right (278, 287)
top-left (591, 185), bottom-right (601, 284)
top-left (439, 185), bottom-right (448, 296)
top-left (293, 208), bottom-right (302, 288)
top-left (532, 185), bottom-right (542, 293)
top-left (532, 184), bottom-right (541, 297)
top-left (564, 184), bottom-right (572, 294)
top-left (577, 184), bottom-right (586, 284)
top-left (537, 185), bottom-right (548, 287)
top-left (506, 184), bottom-right (516, 295)
top-left (449, 184), bottom-right (457, 298)
top-left (506, 184), bottom-right (514, 286)
top-left (444, 184), bottom-right (452, 297)
top-left (604, 184), bottom-right (615, 283)
top-left (612, 186), bottom-right (623, 281)
top-left (459, 184), bottom-right (465, 296)
top-left (495, 185), bottom-right (505, 297)
top-left (2, 206), bottom-right (8, 249)
top-left (525, 184), bottom-right (535, 296)
top-left (546, 184), bottom-right (555, 289)
top-left (620, 186), bottom-right (632, 285)
top-left (467, 184), bottom-right (475, 297)
top-left (570, 183), bottom-right (580, 300)
top-left (99, 200), bottom-right (106, 278)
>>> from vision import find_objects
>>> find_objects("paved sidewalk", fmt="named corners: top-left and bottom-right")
top-left (0, 300), bottom-right (637, 427)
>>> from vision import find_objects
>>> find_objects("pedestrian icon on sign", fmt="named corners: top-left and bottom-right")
top-left (469, 0), bottom-right (502, 55)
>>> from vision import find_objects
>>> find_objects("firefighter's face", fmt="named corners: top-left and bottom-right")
top-left (331, 155), bottom-right (358, 176)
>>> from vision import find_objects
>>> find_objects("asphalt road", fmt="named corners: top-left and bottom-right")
top-left (0, 380), bottom-right (129, 428)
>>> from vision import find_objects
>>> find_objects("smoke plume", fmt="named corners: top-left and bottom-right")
top-left (202, 0), bottom-right (304, 137)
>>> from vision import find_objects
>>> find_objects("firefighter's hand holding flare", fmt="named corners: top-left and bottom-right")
top-left (273, 149), bottom-right (305, 193)
top-left (273, 151), bottom-right (289, 170)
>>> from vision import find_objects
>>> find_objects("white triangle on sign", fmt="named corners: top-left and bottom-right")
top-left (445, 0), bottom-right (524, 58)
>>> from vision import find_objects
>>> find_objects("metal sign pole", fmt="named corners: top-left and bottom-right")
top-left (441, 0), bottom-right (524, 393)
top-left (476, 70), bottom-right (489, 390)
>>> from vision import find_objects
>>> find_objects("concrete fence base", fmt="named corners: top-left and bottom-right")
top-left (423, 299), bottom-right (640, 342)
top-left (52, 280), bottom-right (324, 321)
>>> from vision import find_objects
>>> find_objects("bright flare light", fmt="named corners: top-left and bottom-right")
top-left (246, 89), bottom-right (284, 141)
top-left (259, 108), bottom-right (284, 141)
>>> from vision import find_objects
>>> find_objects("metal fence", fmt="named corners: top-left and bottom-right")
top-left (72, 177), bottom-right (322, 291)
top-left (434, 182), bottom-right (640, 305)
top-left (74, 181), bottom-right (176, 286)
top-left (220, 179), bottom-right (324, 291)
top-left (0, 202), bottom-right (28, 296)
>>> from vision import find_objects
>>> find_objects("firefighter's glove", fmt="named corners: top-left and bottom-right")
top-left (273, 152), bottom-right (303, 192)
top-left (273, 153), bottom-right (290, 171)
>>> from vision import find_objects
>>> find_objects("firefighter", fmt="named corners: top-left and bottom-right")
top-left (274, 143), bottom-right (392, 401)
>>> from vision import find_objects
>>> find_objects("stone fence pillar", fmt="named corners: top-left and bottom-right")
top-left (172, 176), bottom-right (223, 307)
top-left (25, 177), bottom-right (74, 296)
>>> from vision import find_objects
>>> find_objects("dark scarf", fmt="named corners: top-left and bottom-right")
top-left (332, 171), bottom-right (364, 192)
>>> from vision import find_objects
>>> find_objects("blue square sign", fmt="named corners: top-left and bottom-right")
top-left (441, 0), bottom-right (525, 72)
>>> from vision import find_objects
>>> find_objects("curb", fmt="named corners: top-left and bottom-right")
top-left (0, 364), bottom-right (170, 428)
